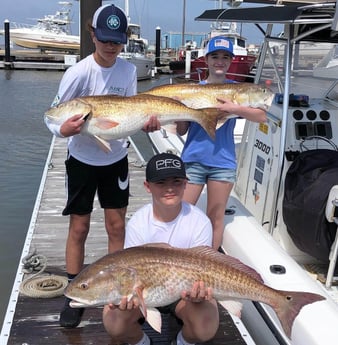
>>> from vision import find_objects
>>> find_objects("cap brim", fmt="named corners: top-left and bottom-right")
top-left (206, 48), bottom-right (234, 57)
top-left (95, 28), bottom-right (127, 44)
top-left (147, 175), bottom-right (189, 183)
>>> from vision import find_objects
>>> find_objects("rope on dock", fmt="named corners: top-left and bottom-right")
top-left (19, 249), bottom-right (68, 298)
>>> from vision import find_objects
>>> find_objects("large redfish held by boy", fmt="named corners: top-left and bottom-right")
top-left (64, 245), bottom-right (325, 339)
top-left (45, 94), bottom-right (219, 152)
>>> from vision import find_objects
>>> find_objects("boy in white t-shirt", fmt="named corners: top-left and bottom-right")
top-left (102, 153), bottom-right (219, 345)
top-left (45, 4), bottom-right (160, 328)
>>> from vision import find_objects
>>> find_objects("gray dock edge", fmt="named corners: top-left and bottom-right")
top-left (0, 134), bottom-right (151, 342)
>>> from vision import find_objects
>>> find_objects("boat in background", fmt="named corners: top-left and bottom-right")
top-left (1, 0), bottom-right (155, 80)
top-left (169, 22), bottom-right (257, 81)
top-left (4, 1), bottom-right (80, 53)
top-left (116, 0), bottom-right (154, 80)
top-left (120, 22), bottom-right (155, 80)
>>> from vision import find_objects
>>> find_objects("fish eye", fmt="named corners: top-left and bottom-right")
top-left (80, 283), bottom-right (88, 290)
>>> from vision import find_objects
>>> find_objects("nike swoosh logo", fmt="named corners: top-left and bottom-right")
top-left (118, 174), bottom-right (129, 190)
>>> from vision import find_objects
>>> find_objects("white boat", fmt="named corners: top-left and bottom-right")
top-left (5, 1), bottom-right (80, 53)
top-left (120, 22), bottom-right (155, 80)
top-left (147, 2), bottom-right (338, 344)
top-left (118, 0), bottom-right (155, 80)
top-left (1, 1), bottom-right (154, 80)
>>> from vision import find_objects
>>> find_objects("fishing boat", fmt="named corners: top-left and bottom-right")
top-left (116, 0), bottom-right (155, 80)
top-left (2, 2), bottom-right (338, 345)
top-left (120, 22), bottom-right (155, 80)
top-left (1, 1), bottom-right (154, 80)
top-left (4, 1), bottom-right (80, 53)
top-left (147, 2), bottom-right (338, 344)
top-left (169, 21), bottom-right (257, 81)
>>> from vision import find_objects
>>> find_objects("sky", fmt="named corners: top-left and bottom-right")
top-left (0, 0), bottom-right (274, 46)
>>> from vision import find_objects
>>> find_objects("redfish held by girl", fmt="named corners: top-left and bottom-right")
top-left (143, 82), bottom-right (274, 111)
top-left (64, 244), bottom-right (325, 339)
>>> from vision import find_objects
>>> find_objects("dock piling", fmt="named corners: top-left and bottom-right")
top-left (155, 26), bottom-right (161, 67)
top-left (4, 19), bottom-right (13, 69)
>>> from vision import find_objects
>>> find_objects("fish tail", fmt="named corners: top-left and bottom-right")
top-left (198, 108), bottom-right (220, 139)
top-left (274, 290), bottom-right (325, 339)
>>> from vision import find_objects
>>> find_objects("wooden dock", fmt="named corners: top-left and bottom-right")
top-left (0, 49), bottom-right (78, 70)
top-left (0, 136), bottom-right (254, 345)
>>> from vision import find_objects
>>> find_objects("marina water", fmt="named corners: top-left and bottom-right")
top-left (0, 68), bottom-right (170, 325)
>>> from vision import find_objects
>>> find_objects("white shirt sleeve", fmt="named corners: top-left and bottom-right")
top-left (44, 63), bottom-right (84, 137)
top-left (124, 204), bottom-right (151, 248)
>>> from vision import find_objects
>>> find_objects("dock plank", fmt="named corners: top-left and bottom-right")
top-left (2, 136), bottom-right (251, 345)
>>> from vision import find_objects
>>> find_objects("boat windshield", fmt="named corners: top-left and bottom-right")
top-left (126, 40), bottom-right (146, 54)
top-left (237, 38), bottom-right (246, 48)
top-left (326, 80), bottom-right (338, 104)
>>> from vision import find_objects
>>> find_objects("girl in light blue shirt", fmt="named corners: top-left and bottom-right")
top-left (177, 36), bottom-right (267, 250)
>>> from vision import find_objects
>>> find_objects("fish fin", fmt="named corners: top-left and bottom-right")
top-left (135, 286), bottom-right (148, 320)
top-left (146, 307), bottom-right (162, 333)
top-left (93, 136), bottom-right (112, 152)
top-left (187, 246), bottom-right (264, 283)
top-left (272, 290), bottom-right (325, 339)
top-left (198, 108), bottom-right (221, 140)
top-left (219, 300), bottom-right (243, 318)
top-left (216, 114), bottom-right (238, 129)
top-left (95, 118), bottom-right (119, 130)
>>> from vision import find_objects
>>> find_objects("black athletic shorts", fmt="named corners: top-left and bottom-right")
top-left (62, 155), bottom-right (129, 216)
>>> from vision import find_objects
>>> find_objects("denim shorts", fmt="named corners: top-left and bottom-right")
top-left (185, 162), bottom-right (236, 184)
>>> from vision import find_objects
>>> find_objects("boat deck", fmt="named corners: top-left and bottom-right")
top-left (1, 136), bottom-right (253, 345)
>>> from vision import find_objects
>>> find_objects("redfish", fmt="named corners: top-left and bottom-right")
top-left (143, 82), bottom-right (274, 110)
top-left (45, 94), bottom-right (219, 151)
top-left (64, 245), bottom-right (324, 339)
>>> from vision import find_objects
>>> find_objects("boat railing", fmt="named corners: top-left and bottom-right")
top-left (9, 2), bottom-right (73, 36)
top-left (10, 21), bottom-right (68, 35)
top-left (11, 22), bottom-right (38, 30)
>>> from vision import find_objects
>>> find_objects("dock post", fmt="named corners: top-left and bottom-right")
top-left (155, 26), bottom-right (161, 67)
top-left (4, 19), bottom-right (13, 69)
top-left (80, 0), bottom-right (101, 59)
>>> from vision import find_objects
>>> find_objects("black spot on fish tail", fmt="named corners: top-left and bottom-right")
top-left (274, 290), bottom-right (325, 339)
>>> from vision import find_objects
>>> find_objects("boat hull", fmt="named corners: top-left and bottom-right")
top-left (7, 31), bottom-right (154, 80)
top-left (9, 30), bottom-right (80, 52)
top-left (121, 53), bottom-right (155, 80)
top-left (218, 194), bottom-right (338, 345)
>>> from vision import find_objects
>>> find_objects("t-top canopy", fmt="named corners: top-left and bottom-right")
top-left (195, 3), bottom-right (338, 42)
top-left (195, 3), bottom-right (335, 24)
